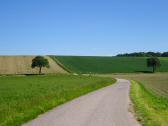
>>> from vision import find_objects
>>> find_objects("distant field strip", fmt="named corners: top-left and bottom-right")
top-left (53, 56), bottom-right (168, 73)
top-left (0, 56), bottom-right (67, 74)
top-left (0, 75), bottom-right (115, 126)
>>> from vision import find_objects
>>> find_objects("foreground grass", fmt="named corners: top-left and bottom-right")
top-left (0, 74), bottom-right (115, 126)
top-left (52, 56), bottom-right (168, 73)
top-left (131, 81), bottom-right (168, 126)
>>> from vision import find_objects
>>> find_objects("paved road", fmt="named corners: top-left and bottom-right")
top-left (23, 79), bottom-right (140, 126)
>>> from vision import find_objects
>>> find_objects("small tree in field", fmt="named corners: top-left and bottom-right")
top-left (31, 56), bottom-right (50, 74)
top-left (147, 57), bottom-right (161, 73)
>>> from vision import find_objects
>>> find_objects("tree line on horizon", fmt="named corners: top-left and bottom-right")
top-left (117, 52), bottom-right (168, 57)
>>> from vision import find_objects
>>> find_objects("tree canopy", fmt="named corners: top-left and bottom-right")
top-left (31, 56), bottom-right (50, 74)
top-left (147, 57), bottom-right (161, 73)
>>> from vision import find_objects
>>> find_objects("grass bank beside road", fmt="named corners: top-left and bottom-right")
top-left (131, 81), bottom-right (168, 126)
top-left (0, 74), bottom-right (115, 126)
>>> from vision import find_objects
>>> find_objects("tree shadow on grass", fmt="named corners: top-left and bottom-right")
top-left (134, 70), bottom-right (153, 73)
top-left (24, 74), bottom-right (45, 76)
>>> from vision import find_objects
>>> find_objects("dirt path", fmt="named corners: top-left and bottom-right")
top-left (23, 79), bottom-right (140, 126)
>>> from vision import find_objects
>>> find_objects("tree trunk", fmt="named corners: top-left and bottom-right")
top-left (39, 67), bottom-right (42, 74)
top-left (153, 65), bottom-right (156, 73)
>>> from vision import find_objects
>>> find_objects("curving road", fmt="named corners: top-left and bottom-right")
top-left (23, 79), bottom-right (140, 126)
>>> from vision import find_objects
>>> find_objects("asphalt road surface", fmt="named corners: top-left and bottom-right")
top-left (24, 79), bottom-right (140, 126)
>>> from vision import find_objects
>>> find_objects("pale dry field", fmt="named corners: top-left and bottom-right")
top-left (0, 56), bottom-right (67, 74)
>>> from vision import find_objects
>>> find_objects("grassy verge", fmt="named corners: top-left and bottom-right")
top-left (0, 74), bottom-right (115, 126)
top-left (130, 81), bottom-right (168, 126)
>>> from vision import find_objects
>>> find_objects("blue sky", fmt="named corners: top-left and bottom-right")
top-left (0, 0), bottom-right (168, 56)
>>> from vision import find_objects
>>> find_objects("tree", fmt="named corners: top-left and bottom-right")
top-left (146, 52), bottom-right (161, 57)
top-left (147, 57), bottom-right (161, 73)
top-left (31, 56), bottom-right (50, 74)
top-left (161, 52), bottom-right (168, 57)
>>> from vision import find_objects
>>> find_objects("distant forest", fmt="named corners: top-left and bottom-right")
top-left (117, 52), bottom-right (168, 57)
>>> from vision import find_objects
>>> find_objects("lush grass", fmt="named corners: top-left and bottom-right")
top-left (0, 74), bottom-right (115, 126)
top-left (52, 56), bottom-right (168, 73)
top-left (131, 81), bottom-right (168, 126)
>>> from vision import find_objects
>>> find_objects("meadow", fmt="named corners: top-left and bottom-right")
top-left (102, 73), bottom-right (168, 126)
top-left (0, 74), bottom-right (115, 126)
top-left (53, 56), bottom-right (168, 74)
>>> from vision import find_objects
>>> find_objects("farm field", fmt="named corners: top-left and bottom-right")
top-left (0, 56), bottom-right (67, 75)
top-left (0, 74), bottom-right (115, 126)
top-left (101, 73), bottom-right (168, 126)
top-left (53, 56), bottom-right (168, 74)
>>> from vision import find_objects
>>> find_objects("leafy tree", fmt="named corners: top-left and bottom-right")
top-left (31, 56), bottom-right (50, 74)
top-left (146, 52), bottom-right (161, 57)
top-left (161, 52), bottom-right (168, 57)
top-left (147, 57), bottom-right (161, 73)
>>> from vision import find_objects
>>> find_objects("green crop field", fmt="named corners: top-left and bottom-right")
top-left (0, 74), bottom-right (115, 126)
top-left (52, 56), bottom-right (168, 74)
top-left (101, 73), bottom-right (168, 126)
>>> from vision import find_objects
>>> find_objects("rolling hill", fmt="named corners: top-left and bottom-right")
top-left (52, 56), bottom-right (168, 74)
top-left (0, 56), bottom-right (67, 74)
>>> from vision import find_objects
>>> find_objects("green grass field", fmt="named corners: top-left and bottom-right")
top-left (52, 56), bottom-right (168, 74)
top-left (0, 74), bottom-right (115, 126)
top-left (101, 73), bottom-right (168, 126)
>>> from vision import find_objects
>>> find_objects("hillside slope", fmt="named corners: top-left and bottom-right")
top-left (0, 56), bottom-right (67, 74)
top-left (53, 56), bottom-right (168, 74)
